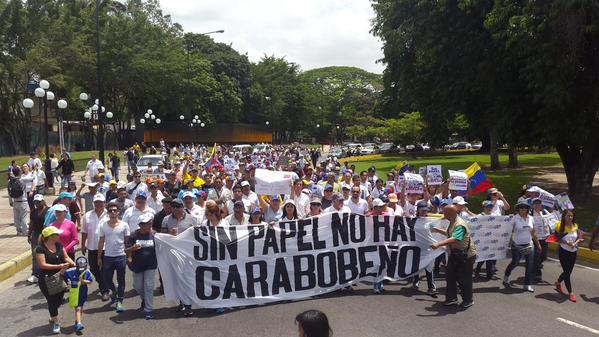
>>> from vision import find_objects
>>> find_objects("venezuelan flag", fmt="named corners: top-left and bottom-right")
top-left (395, 160), bottom-right (410, 174)
top-left (463, 162), bottom-right (494, 195)
top-left (204, 143), bottom-right (224, 172)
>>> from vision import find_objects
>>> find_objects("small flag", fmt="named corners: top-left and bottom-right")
top-left (463, 162), bottom-right (494, 195)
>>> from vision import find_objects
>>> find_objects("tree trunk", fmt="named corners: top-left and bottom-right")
top-left (489, 127), bottom-right (500, 169)
top-left (508, 143), bottom-right (518, 168)
top-left (556, 141), bottom-right (599, 200)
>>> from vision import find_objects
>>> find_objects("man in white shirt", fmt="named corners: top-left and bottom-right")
top-left (27, 152), bottom-right (42, 171)
top-left (122, 192), bottom-right (155, 232)
top-left (147, 183), bottom-right (164, 212)
top-left (207, 176), bottom-right (232, 210)
top-left (182, 191), bottom-right (204, 222)
top-left (126, 172), bottom-right (148, 201)
top-left (241, 181), bottom-right (259, 209)
top-left (84, 154), bottom-right (103, 182)
top-left (324, 193), bottom-right (351, 213)
top-left (290, 179), bottom-right (310, 219)
top-left (344, 186), bottom-right (369, 215)
top-left (225, 200), bottom-right (250, 226)
top-left (81, 193), bottom-right (109, 299)
top-left (98, 202), bottom-right (130, 312)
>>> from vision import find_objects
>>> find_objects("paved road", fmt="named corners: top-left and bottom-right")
top-left (1, 255), bottom-right (598, 337)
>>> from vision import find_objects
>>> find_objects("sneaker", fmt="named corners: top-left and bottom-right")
top-left (101, 292), bottom-right (110, 302)
top-left (524, 285), bottom-right (534, 292)
top-left (116, 301), bottom-right (124, 313)
top-left (443, 299), bottom-right (458, 306)
top-left (27, 275), bottom-right (38, 284)
top-left (460, 301), bottom-right (474, 309)
top-left (427, 288), bottom-right (438, 296)
top-left (215, 307), bottom-right (225, 314)
top-left (52, 323), bottom-right (61, 334)
top-left (555, 281), bottom-right (563, 294)
top-left (75, 322), bottom-right (85, 332)
top-left (569, 294), bottom-right (577, 302)
top-left (502, 275), bottom-right (510, 287)
top-left (379, 283), bottom-right (385, 292)
top-left (373, 288), bottom-right (381, 294)
top-left (145, 311), bottom-right (153, 320)
top-left (182, 306), bottom-right (193, 317)
top-left (412, 282), bottom-right (419, 290)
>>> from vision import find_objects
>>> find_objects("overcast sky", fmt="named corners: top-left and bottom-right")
top-left (160, 0), bottom-right (385, 74)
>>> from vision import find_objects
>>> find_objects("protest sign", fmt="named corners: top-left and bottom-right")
top-left (538, 189), bottom-right (556, 209)
top-left (467, 215), bottom-right (513, 262)
top-left (404, 172), bottom-right (424, 194)
top-left (426, 165), bottom-right (443, 185)
top-left (448, 170), bottom-right (468, 191)
top-left (254, 168), bottom-right (293, 195)
top-left (555, 193), bottom-right (574, 211)
top-left (418, 167), bottom-right (427, 178)
top-left (223, 157), bottom-right (238, 173)
top-left (155, 214), bottom-right (444, 308)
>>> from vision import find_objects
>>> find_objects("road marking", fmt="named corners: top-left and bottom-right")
top-left (547, 257), bottom-right (599, 272)
top-left (556, 318), bottom-right (599, 335)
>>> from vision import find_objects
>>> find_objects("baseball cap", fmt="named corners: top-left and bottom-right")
top-left (109, 180), bottom-right (117, 186)
top-left (516, 200), bottom-right (531, 209)
top-left (482, 200), bottom-right (494, 208)
top-left (33, 194), bottom-right (44, 202)
top-left (310, 197), bottom-right (322, 205)
top-left (324, 185), bottom-right (334, 191)
top-left (416, 200), bottom-right (429, 211)
top-left (240, 181), bottom-right (250, 188)
top-left (487, 188), bottom-right (499, 194)
top-left (282, 199), bottom-right (296, 207)
top-left (54, 204), bottom-right (68, 212)
top-left (93, 194), bottom-right (106, 202)
top-left (85, 182), bottom-right (99, 188)
top-left (182, 191), bottom-right (195, 199)
top-left (373, 198), bottom-right (386, 208)
top-left (42, 226), bottom-right (63, 238)
top-left (332, 193), bottom-right (344, 201)
top-left (531, 197), bottom-right (542, 204)
top-left (234, 200), bottom-right (245, 208)
top-left (342, 185), bottom-right (350, 191)
top-left (251, 207), bottom-right (261, 215)
top-left (170, 198), bottom-right (183, 206)
top-left (58, 192), bottom-right (74, 200)
top-left (138, 212), bottom-right (154, 225)
top-left (452, 196), bottom-right (468, 205)
top-left (135, 191), bottom-right (148, 200)
top-left (195, 190), bottom-right (206, 199)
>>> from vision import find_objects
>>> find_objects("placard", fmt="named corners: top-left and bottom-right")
top-left (448, 170), bottom-right (468, 191)
top-left (223, 157), bottom-right (238, 173)
top-left (254, 168), bottom-right (293, 195)
top-left (404, 172), bottom-right (424, 194)
top-left (426, 165), bottom-right (443, 185)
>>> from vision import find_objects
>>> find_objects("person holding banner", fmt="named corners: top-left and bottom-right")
top-left (249, 207), bottom-right (266, 225)
top-left (309, 197), bottom-right (322, 217)
top-left (503, 201), bottom-right (542, 292)
top-left (259, 195), bottom-right (283, 224)
top-left (345, 186), bottom-right (369, 215)
top-left (225, 185), bottom-right (250, 217)
top-left (411, 201), bottom-right (438, 295)
top-left (554, 209), bottom-right (582, 302)
top-left (324, 193), bottom-right (350, 213)
top-left (475, 201), bottom-right (498, 280)
top-left (281, 199), bottom-right (299, 221)
top-left (431, 205), bottom-right (476, 308)
top-left (487, 188), bottom-right (510, 215)
top-left (226, 200), bottom-right (250, 226)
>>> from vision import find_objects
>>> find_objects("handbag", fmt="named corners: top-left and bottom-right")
top-left (513, 243), bottom-right (533, 256)
top-left (44, 273), bottom-right (67, 296)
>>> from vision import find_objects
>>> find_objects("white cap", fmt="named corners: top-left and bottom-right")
top-left (302, 188), bottom-right (311, 195)
top-left (33, 194), bottom-right (45, 202)
top-left (372, 198), bottom-right (386, 207)
top-left (240, 181), bottom-right (250, 187)
top-left (452, 196), bottom-right (468, 205)
top-left (182, 191), bottom-right (195, 199)
top-left (138, 212), bottom-right (154, 225)
top-left (54, 204), bottom-right (68, 212)
top-left (93, 194), bottom-right (106, 202)
top-left (85, 182), bottom-right (99, 188)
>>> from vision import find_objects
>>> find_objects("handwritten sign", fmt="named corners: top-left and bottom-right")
top-left (427, 165), bottom-right (443, 185)
top-left (404, 172), bottom-right (424, 194)
top-left (448, 170), bottom-right (468, 191)
top-left (255, 169), bottom-right (293, 195)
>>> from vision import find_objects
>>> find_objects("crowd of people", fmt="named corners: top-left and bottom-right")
top-left (6, 141), bottom-right (595, 334)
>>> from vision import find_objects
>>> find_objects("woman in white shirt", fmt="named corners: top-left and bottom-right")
top-left (503, 201), bottom-right (542, 292)
top-left (281, 199), bottom-right (298, 221)
top-left (21, 164), bottom-right (37, 209)
top-left (554, 209), bottom-right (581, 302)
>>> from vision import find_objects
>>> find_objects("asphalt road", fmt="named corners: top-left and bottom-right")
top-left (1, 256), bottom-right (598, 337)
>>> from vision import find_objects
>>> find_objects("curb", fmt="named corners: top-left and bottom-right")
top-left (0, 250), bottom-right (31, 282)
top-left (548, 242), bottom-right (599, 264)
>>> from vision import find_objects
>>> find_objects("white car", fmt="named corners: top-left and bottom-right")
top-left (232, 144), bottom-right (252, 154)
top-left (252, 143), bottom-right (272, 154)
top-left (421, 144), bottom-right (431, 151)
top-left (360, 146), bottom-right (376, 155)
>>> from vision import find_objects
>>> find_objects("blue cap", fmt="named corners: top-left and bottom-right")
top-left (58, 192), bottom-right (74, 200)
top-left (251, 207), bottom-right (261, 215)
top-left (135, 191), bottom-right (147, 199)
top-left (324, 184), bottom-right (334, 191)
top-left (195, 190), bottom-right (206, 199)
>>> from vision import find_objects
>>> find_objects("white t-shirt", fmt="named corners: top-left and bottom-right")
top-left (512, 214), bottom-right (534, 245)
top-left (243, 191), bottom-right (260, 209)
top-left (403, 201), bottom-right (417, 217)
top-left (265, 206), bottom-right (283, 223)
top-left (344, 198), bottom-right (369, 215)
top-left (225, 213), bottom-right (249, 226)
top-left (147, 192), bottom-right (165, 212)
top-left (99, 220), bottom-right (130, 257)
top-left (559, 231), bottom-right (579, 252)
top-left (292, 192), bottom-right (311, 219)
top-left (28, 158), bottom-right (42, 170)
top-left (186, 204), bottom-right (205, 222)
top-left (491, 200), bottom-right (505, 216)
top-left (227, 199), bottom-right (251, 215)
top-left (82, 209), bottom-right (108, 250)
top-left (126, 181), bottom-right (148, 201)
top-left (20, 172), bottom-right (36, 193)
top-left (532, 210), bottom-right (550, 239)
top-left (122, 206), bottom-right (155, 232)
top-left (324, 205), bottom-right (351, 213)
top-left (86, 159), bottom-right (103, 179)
top-left (33, 170), bottom-right (46, 186)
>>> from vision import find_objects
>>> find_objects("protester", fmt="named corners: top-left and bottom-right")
top-left (249, 207), bottom-right (266, 225)
top-left (32, 164), bottom-right (47, 196)
top-left (503, 201), bottom-right (542, 292)
top-left (64, 257), bottom-right (93, 332)
top-left (431, 205), bottom-right (476, 308)
top-left (126, 213), bottom-right (157, 319)
top-left (81, 193), bottom-right (109, 300)
top-left (84, 154), bottom-right (103, 182)
top-left (345, 185), bottom-right (369, 215)
top-left (309, 197), bottom-right (322, 217)
top-left (9, 167), bottom-right (29, 236)
top-left (147, 182), bottom-right (165, 212)
top-left (153, 196), bottom-right (172, 232)
top-left (324, 193), bottom-right (350, 213)
top-left (282, 199), bottom-right (299, 221)
top-left (36, 226), bottom-right (75, 334)
top-left (290, 179), bottom-right (310, 219)
top-left (76, 182), bottom-right (99, 213)
top-left (226, 200), bottom-right (250, 226)
top-left (182, 191), bottom-right (204, 221)
top-left (411, 201), bottom-right (437, 295)
top-left (260, 195), bottom-right (283, 224)
top-left (487, 187), bottom-right (511, 215)
top-left (126, 172), bottom-right (149, 200)
top-left (27, 194), bottom-right (48, 283)
top-left (475, 200), bottom-right (497, 280)
top-left (21, 164), bottom-right (37, 210)
top-left (162, 198), bottom-right (200, 235)
top-left (122, 192), bottom-right (156, 232)
top-left (531, 198), bottom-right (552, 282)
top-left (44, 192), bottom-right (75, 227)
top-left (56, 153), bottom-right (75, 188)
top-left (295, 310), bottom-right (332, 337)
top-left (554, 209), bottom-right (581, 302)
top-left (50, 204), bottom-right (79, 260)
top-left (113, 187), bottom-right (134, 217)
top-left (98, 202), bottom-right (130, 313)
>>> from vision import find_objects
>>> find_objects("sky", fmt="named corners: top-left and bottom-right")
top-left (160, 0), bottom-right (385, 74)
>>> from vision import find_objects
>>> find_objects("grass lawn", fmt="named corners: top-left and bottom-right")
top-left (350, 153), bottom-right (597, 231)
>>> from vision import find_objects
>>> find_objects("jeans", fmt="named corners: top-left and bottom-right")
top-left (88, 250), bottom-right (107, 294)
top-left (445, 255), bottom-right (475, 303)
top-left (412, 269), bottom-right (435, 290)
top-left (13, 201), bottom-right (29, 234)
top-left (475, 260), bottom-right (497, 278)
top-left (111, 166), bottom-right (120, 182)
top-left (533, 239), bottom-right (548, 278)
top-left (61, 174), bottom-right (72, 188)
top-left (504, 245), bottom-right (535, 286)
top-left (127, 161), bottom-right (135, 173)
top-left (558, 248), bottom-right (577, 293)
top-left (103, 255), bottom-right (127, 301)
top-left (30, 231), bottom-right (41, 276)
top-left (133, 269), bottom-right (156, 312)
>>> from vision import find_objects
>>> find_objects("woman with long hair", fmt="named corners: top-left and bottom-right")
top-left (36, 226), bottom-right (75, 334)
top-left (204, 200), bottom-right (227, 227)
top-left (282, 199), bottom-right (298, 221)
top-left (554, 209), bottom-right (582, 302)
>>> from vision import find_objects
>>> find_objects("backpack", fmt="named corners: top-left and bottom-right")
top-left (8, 177), bottom-right (24, 198)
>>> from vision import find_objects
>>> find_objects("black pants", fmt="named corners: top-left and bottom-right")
top-left (445, 255), bottom-right (475, 303)
top-left (475, 260), bottom-right (496, 278)
top-left (533, 239), bottom-right (548, 278)
top-left (558, 248), bottom-right (577, 293)
top-left (88, 250), bottom-right (107, 294)
top-left (39, 277), bottom-right (64, 317)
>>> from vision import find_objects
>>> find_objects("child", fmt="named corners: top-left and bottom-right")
top-left (65, 257), bottom-right (94, 332)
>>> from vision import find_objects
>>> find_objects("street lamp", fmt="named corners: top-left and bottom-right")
top-left (106, 111), bottom-right (113, 119)
top-left (34, 80), bottom-right (51, 187)
top-left (57, 99), bottom-right (67, 153)
top-left (23, 98), bottom-right (34, 109)
top-left (179, 115), bottom-right (184, 120)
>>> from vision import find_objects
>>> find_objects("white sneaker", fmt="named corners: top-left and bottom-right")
top-left (52, 323), bottom-right (61, 334)
top-left (502, 275), bottom-right (509, 286)
top-left (27, 275), bottom-right (38, 283)
top-left (524, 285), bottom-right (534, 292)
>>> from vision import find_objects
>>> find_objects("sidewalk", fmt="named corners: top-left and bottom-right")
top-left (0, 166), bottom-right (128, 281)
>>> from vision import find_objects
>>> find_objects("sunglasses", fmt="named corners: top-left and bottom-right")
top-left (172, 204), bottom-right (183, 208)
top-left (108, 209), bottom-right (119, 213)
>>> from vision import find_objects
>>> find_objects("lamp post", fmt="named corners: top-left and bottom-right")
top-left (81, 93), bottom-right (112, 151)
top-left (57, 99), bottom-right (67, 153)
top-left (34, 81), bottom-right (51, 183)
top-left (95, 0), bottom-right (106, 162)
top-left (265, 96), bottom-right (274, 143)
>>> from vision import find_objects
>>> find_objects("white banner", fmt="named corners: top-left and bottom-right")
top-left (404, 172), bottom-right (424, 194)
top-left (466, 215), bottom-right (513, 262)
top-left (448, 170), bottom-right (468, 191)
top-left (426, 165), bottom-right (444, 186)
top-left (254, 169), bottom-right (293, 195)
top-left (155, 214), bottom-right (446, 308)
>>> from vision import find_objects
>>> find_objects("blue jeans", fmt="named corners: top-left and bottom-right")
top-left (103, 255), bottom-right (127, 301)
top-left (504, 245), bottom-right (534, 286)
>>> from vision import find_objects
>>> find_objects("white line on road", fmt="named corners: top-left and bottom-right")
top-left (546, 257), bottom-right (599, 272)
top-left (556, 318), bottom-right (599, 335)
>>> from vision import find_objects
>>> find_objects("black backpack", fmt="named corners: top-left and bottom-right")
top-left (8, 177), bottom-right (24, 198)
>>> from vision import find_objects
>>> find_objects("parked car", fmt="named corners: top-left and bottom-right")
top-left (360, 145), bottom-right (377, 155)
top-left (330, 147), bottom-right (344, 158)
top-left (421, 144), bottom-right (431, 151)
top-left (455, 142), bottom-right (472, 150)
top-left (136, 154), bottom-right (169, 177)
top-left (405, 144), bottom-right (416, 152)
top-left (472, 142), bottom-right (482, 150)
top-left (379, 142), bottom-right (395, 153)
top-left (252, 143), bottom-right (272, 154)
top-left (232, 144), bottom-right (253, 155)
